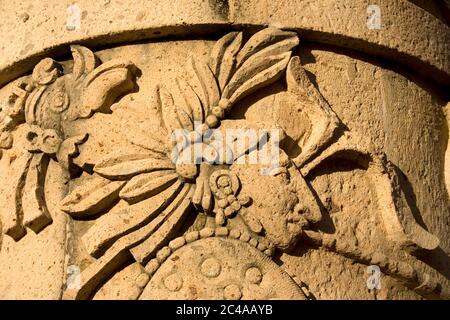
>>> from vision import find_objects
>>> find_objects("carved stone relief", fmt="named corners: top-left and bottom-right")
top-left (0, 2), bottom-right (449, 300)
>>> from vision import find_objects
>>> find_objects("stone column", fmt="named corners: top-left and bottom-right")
top-left (0, 0), bottom-right (448, 300)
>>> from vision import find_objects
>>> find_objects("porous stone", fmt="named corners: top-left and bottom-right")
top-left (0, 0), bottom-right (448, 301)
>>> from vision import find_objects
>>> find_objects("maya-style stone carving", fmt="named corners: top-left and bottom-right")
top-left (0, 1), bottom-right (449, 300)
top-left (0, 45), bottom-right (135, 240)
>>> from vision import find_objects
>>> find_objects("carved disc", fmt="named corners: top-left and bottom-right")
top-left (140, 237), bottom-right (306, 300)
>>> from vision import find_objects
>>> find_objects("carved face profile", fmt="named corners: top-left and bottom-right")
top-left (230, 147), bottom-right (321, 251)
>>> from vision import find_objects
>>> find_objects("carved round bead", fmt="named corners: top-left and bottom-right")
top-left (224, 206), bottom-right (235, 217)
top-left (135, 273), bottom-right (150, 288)
top-left (205, 114), bottom-right (219, 128)
top-left (264, 247), bottom-right (274, 257)
top-left (223, 284), bottom-right (242, 300)
top-left (245, 267), bottom-right (263, 284)
top-left (169, 236), bottom-right (186, 250)
top-left (224, 187), bottom-right (233, 196)
top-left (239, 232), bottom-right (251, 242)
top-left (185, 231), bottom-right (199, 243)
top-left (249, 238), bottom-right (258, 247)
top-left (215, 190), bottom-right (226, 199)
top-left (231, 200), bottom-right (241, 211)
top-left (156, 246), bottom-right (172, 263)
top-left (211, 106), bottom-right (224, 119)
top-left (201, 257), bottom-right (221, 278)
top-left (215, 210), bottom-right (226, 226)
top-left (199, 227), bottom-right (215, 238)
top-left (176, 163), bottom-right (198, 180)
top-left (229, 229), bottom-right (241, 239)
top-left (218, 199), bottom-right (228, 209)
top-left (219, 98), bottom-right (230, 110)
top-left (164, 273), bottom-right (183, 291)
top-left (257, 242), bottom-right (268, 251)
top-left (217, 176), bottom-right (230, 187)
top-left (215, 227), bottom-right (229, 236)
top-left (145, 259), bottom-right (160, 275)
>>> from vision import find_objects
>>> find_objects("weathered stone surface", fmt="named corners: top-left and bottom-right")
top-left (0, 1), bottom-right (448, 300)
top-left (1, 1), bottom-right (449, 88)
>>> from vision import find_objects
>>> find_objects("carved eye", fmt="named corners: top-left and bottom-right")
top-left (49, 90), bottom-right (69, 113)
top-left (270, 166), bottom-right (290, 180)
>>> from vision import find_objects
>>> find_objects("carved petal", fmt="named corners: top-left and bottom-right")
top-left (119, 171), bottom-right (179, 203)
top-left (176, 77), bottom-right (204, 124)
top-left (175, 105), bottom-right (194, 132)
top-left (82, 180), bottom-right (183, 258)
top-left (223, 52), bottom-right (292, 106)
top-left (65, 184), bottom-right (191, 300)
top-left (94, 154), bottom-right (175, 180)
top-left (189, 57), bottom-right (220, 111)
top-left (130, 185), bottom-right (193, 264)
top-left (201, 177), bottom-right (212, 212)
top-left (191, 175), bottom-right (212, 213)
top-left (60, 176), bottom-right (126, 218)
top-left (126, 129), bottom-right (169, 155)
top-left (158, 86), bottom-right (184, 133)
top-left (209, 31), bottom-right (243, 91)
top-left (192, 178), bottom-right (204, 210)
top-left (236, 28), bottom-right (299, 67)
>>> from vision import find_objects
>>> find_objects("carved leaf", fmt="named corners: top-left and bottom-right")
top-left (158, 86), bottom-right (184, 133)
top-left (60, 177), bottom-right (126, 218)
top-left (126, 128), bottom-right (170, 155)
top-left (191, 177), bottom-right (204, 209)
top-left (130, 184), bottom-right (193, 264)
top-left (71, 45), bottom-right (97, 80)
top-left (175, 105), bottom-right (194, 132)
top-left (79, 59), bottom-right (135, 118)
top-left (94, 154), bottom-right (175, 180)
top-left (236, 28), bottom-right (299, 67)
top-left (222, 52), bottom-right (292, 106)
top-left (201, 177), bottom-right (212, 212)
top-left (286, 56), bottom-right (340, 167)
top-left (82, 180), bottom-right (183, 258)
top-left (300, 133), bottom-right (440, 253)
top-left (119, 171), bottom-right (179, 203)
top-left (189, 57), bottom-right (220, 110)
top-left (175, 77), bottom-right (204, 124)
top-left (209, 32), bottom-right (243, 91)
top-left (68, 183), bottom-right (191, 299)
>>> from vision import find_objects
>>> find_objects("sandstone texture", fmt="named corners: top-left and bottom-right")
top-left (0, 0), bottom-right (448, 300)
